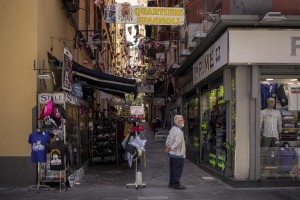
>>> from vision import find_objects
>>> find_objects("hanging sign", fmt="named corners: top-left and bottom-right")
top-left (39, 93), bottom-right (64, 104)
top-left (130, 106), bottom-right (144, 115)
top-left (116, 3), bottom-right (185, 25)
top-left (104, 4), bottom-right (116, 23)
top-left (154, 98), bottom-right (165, 106)
top-left (137, 84), bottom-right (154, 93)
top-left (62, 48), bottom-right (73, 92)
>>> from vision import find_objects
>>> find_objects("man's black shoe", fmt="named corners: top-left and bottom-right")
top-left (173, 185), bottom-right (186, 190)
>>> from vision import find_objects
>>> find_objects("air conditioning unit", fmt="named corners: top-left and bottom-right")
top-left (188, 23), bottom-right (200, 48)
top-left (180, 49), bottom-right (191, 57)
top-left (261, 12), bottom-right (286, 22)
top-left (192, 31), bottom-right (207, 42)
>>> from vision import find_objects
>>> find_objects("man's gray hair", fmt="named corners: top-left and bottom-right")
top-left (174, 115), bottom-right (183, 124)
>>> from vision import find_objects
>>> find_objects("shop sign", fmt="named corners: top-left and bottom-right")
top-left (66, 93), bottom-right (87, 106)
top-left (228, 29), bottom-right (300, 64)
top-left (39, 93), bottom-right (64, 104)
top-left (62, 48), bottom-right (73, 92)
top-left (193, 31), bottom-right (228, 86)
top-left (154, 98), bottom-right (165, 106)
top-left (130, 106), bottom-right (144, 115)
top-left (68, 167), bottom-right (85, 188)
top-left (116, 3), bottom-right (185, 26)
top-left (122, 110), bottom-right (131, 117)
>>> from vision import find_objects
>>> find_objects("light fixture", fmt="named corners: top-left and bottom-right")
top-left (38, 75), bottom-right (51, 80)
top-left (171, 63), bottom-right (180, 69)
top-left (180, 49), bottom-right (191, 57)
top-left (290, 79), bottom-right (298, 82)
top-left (266, 78), bottom-right (274, 81)
top-left (260, 12), bottom-right (286, 23)
top-left (192, 31), bottom-right (207, 42)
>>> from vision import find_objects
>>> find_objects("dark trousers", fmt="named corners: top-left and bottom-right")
top-left (169, 156), bottom-right (184, 186)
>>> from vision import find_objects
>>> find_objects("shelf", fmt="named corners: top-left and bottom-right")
top-left (282, 118), bottom-right (298, 121)
top-left (282, 127), bottom-right (300, 130)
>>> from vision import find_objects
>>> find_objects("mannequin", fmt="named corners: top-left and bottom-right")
top-left (260, 97), bottom-right (282, 166)
top-left (47, 136), bottom-right (69, 171)
top-left (261, 97), bottom-right (282, 145)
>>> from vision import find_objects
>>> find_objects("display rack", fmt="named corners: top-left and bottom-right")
top-left (28, 162), bottom-right (50, 193)
top-left (91, 119), bottom-right (118, 164)
top-left (126, 131), bottom-right (146, 190)
top-left (38, 92), bottom-right (90, 186)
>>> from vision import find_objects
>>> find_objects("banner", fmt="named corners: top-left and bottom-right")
top-left (62, 48), bottom-right (73, 92)
top-left (116, 3), bottom-right (185, 25)
top-left (104, 4), bottom-right (116, 23)
top-left (154, 98), bottom-right (165, 106)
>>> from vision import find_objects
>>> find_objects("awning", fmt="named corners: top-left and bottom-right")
top-left (73, 64), bottom-right (137, 96)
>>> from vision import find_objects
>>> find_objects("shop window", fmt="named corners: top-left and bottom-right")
top-left (260, 78), bottom-right (300, 179)
top-left (201, 85), bottom-right (227, 173)
top-left (186, 97), bottom-right (200, 151)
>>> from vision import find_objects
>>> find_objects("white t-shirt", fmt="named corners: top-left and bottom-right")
top-left (288, 83), bottom-right (300, 111)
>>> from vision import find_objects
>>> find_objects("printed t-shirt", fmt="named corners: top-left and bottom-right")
top-left (28, 132), bottom-right (50, 163)
top-left (47, 141), bottom-right (69, 171)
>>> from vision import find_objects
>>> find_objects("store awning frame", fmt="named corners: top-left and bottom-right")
top-left (73, 64), bottom-right (137, 95)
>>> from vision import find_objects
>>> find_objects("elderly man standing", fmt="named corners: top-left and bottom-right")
top-left (165, 115), bottom-right (186, 190)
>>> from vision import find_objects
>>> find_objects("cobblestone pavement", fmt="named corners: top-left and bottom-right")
top-left (1, 123), bottom-right (300, 200)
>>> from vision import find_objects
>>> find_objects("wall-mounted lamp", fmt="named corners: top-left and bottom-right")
top-left (37, 72), bottom-right (56, 85)
top-left (260, 12), bottom-right (286, 23)
top-left (38, 75), bottom-right (51, 80)
top-left (192, 31), bottom-right (207, 42)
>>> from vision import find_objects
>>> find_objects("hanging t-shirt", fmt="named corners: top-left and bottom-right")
top-left (261, 83), bottom-right (278, 110)
top-left (47, 141), bottom-right (69, 171)
top-left (277, 84), bottom-right (288, 107)
top-left (288, 83), bottom-right (300, 111)
top-left (28, 132), bottom-right (50, 163)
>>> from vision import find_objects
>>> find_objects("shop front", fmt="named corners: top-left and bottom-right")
top-left (183, 91), bottom-right (200, 164)
top-left (38, 92), bottom-right (90, 184)
top-left (191, 28), bottom-right (300, 186)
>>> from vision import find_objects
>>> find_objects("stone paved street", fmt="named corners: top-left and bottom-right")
top-left (1, 123), bottom-right (300, 200)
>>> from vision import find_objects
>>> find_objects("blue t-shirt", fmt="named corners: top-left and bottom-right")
top-left (28, 132), bottom-right (50, 163)
top-left (261, 83), bottom-right (278, 110)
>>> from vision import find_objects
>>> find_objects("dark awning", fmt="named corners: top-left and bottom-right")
top-left (72, 64), bottom-right (137, 95)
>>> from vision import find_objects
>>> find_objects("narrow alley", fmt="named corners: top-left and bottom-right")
top-left (1, 123), bottom-right (300, 200)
